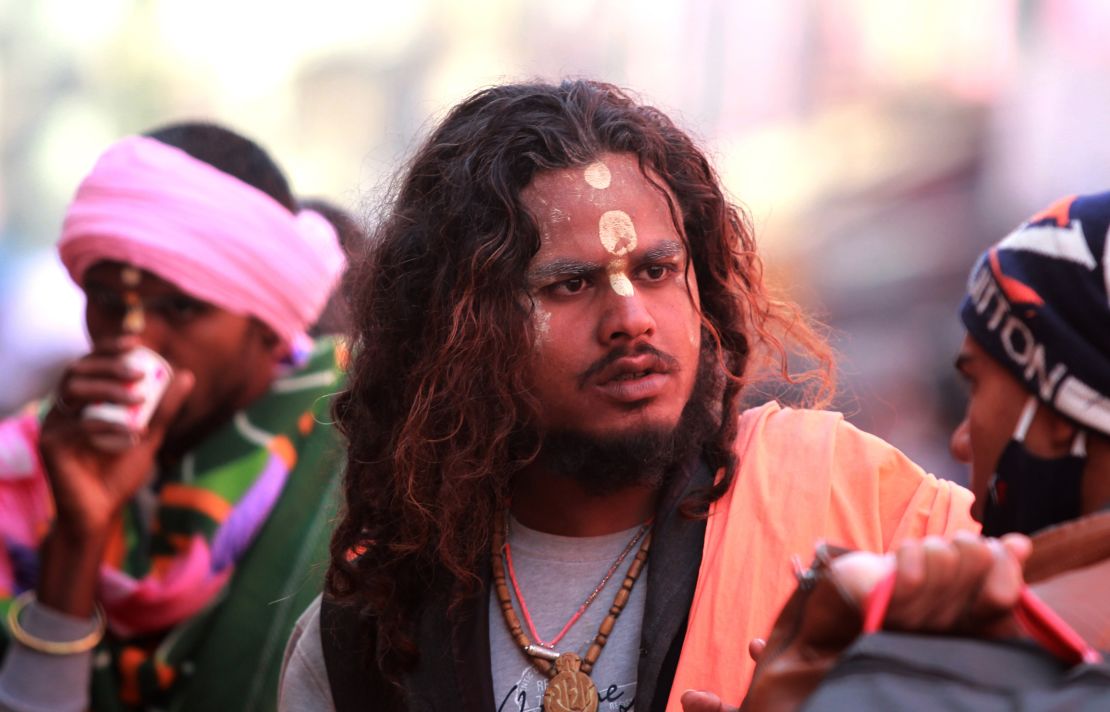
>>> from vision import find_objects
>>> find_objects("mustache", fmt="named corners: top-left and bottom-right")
top-left (577, 342), bottom-right (681, 389)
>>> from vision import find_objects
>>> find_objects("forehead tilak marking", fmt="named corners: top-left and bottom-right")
top-left (586, 160), bottom-right (639, 298)
top-left (120, 265), bottom-right (145, 334)
top-left (607, 260), bottom-right (634, 297)
top-left (598, 210), bottom-right (638, 256)
top-left (583, 161), bottom-right (612, 190)
top-left (599, 211), bottom-right (638, 298)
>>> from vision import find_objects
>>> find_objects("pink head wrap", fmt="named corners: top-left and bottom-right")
top-left (58, 136), bottom-right (346, 349)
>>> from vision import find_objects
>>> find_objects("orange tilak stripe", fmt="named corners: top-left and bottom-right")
top-left (160, 483), bottom-right (233, 523)
top-left (1027, 195), bottom-right (1076, 227)
top-left (271, 435), bottom-right (297, 469)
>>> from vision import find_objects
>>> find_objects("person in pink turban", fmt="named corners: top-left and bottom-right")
top-left (0, 122), bottom-right (348, 712)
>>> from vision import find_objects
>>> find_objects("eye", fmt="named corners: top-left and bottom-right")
top-left (640, 262), bottom-right (676, 281)
top-left (86, 287), bottom-right (125, 314)
top-left (150, 295), bottom-right (210, 323)
top-left (549, 277), bottom-right (588, 296)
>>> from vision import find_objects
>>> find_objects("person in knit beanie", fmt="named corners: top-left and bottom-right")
top-left (952, 192), bottom-right (1110, 536)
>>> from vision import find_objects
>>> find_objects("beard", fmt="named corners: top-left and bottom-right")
top-left (533, 340), bottom-right (723, 496)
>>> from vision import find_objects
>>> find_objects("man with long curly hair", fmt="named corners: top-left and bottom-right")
top-left (279, 80), bottom-right (978, 711)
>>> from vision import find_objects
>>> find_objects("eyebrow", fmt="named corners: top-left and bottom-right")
top-left (638, 239), bottom-right (687, 263)
top-left (953, 353), bottom-right (973, 374)
top-left (527, 258), bottom-right (605, 285)
top-left (527, 239), bottom-right (688, 283)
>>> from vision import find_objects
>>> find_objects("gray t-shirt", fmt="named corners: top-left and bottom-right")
top-left (279, 518), bottom-right (648, 712)
top-left (490, 516), bottom-right (646, 712)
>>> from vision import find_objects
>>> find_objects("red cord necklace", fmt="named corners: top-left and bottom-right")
top-left (501, 513), bottom-right (652, 649)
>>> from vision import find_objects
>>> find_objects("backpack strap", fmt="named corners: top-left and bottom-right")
top-left (320, 596), bottom-right (403, 712)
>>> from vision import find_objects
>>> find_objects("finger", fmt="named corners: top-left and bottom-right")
top-left (885, 539), bottom-right (927, 628)
top-left (67, 356), bottom-right (144, 382)
top-left (888, 537), bottom-right (962, 630)
top-left (65, 379), bottom-right (145, 408)
top-left (928, 533), bottom-right (996, 629)
top-left (1001, 532), bottom-right (1032, 566)
top-left (971, 537), bottom-right (1026, 618)
top-left (680, 690), bottom-right (732, 712)
top-left (748, 638), bottom-right (766, 662)
top-left (829, 550), bottom-right (895, 608)
top-left (39, 409), bottom-right (134, 456)
top-left (48, 354), bottom-right (144, 420)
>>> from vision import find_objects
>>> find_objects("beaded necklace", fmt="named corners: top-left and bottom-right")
top-left (492, 512), bottom-right (653, 712)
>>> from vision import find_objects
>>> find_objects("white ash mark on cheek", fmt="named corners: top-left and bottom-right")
top-left (532, 302), bottom-right (552, 349)
top-left (549, 207), bottom-right (570, 223)
top-left (598, 210), bottom-right (637, 256)
top-left (583, 161), bottom-right (612, 190)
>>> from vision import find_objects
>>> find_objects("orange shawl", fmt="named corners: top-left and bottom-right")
top-left (665, 402), bottom-right (979, 709)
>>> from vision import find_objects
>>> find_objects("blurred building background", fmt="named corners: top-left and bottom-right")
top-left (3, 0), bottom-right (1110, 482)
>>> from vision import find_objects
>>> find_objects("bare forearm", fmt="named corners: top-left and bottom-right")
top-left (35, 523), bottom-right (113, 619)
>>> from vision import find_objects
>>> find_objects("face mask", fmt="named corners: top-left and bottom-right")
top-left (982, 397), bottom-right (1087, 537)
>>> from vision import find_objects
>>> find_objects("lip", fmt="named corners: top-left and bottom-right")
top-left (592, 355), bottom-right (672, 403)
top-left (595, 372), bottom-right (670, 403)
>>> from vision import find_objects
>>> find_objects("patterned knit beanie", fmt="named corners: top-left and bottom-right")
top-left (960, 192), bottom-right (1110, 436)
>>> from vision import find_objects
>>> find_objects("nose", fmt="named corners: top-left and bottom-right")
top-left (126, 310), bottom-right (173, 357)
top-left (597, 288), bottom-right (656, 345)
top-left (950, 417), bottom-right (972, 464)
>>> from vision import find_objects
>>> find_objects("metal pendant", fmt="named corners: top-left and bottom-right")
top-left (543, 653), bottom-right (598, 712)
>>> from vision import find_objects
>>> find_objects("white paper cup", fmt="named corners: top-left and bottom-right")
top-left (83, 346), bottom-right (173, 451)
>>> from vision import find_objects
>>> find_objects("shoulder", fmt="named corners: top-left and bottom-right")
top-left (727, 401), bottom-right (975, 544)
top-left (734, 401), bottom-right (919, 472)
top-left (279, 595), bottom-right (336, 712)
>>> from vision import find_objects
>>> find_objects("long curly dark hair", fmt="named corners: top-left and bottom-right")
top-left (328, 79), bottom-right (834, 673)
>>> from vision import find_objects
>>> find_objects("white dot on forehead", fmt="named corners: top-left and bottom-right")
top-left (583, 161), bottom-right (612, 190)
top-left (598, 210), bottom-right (637, 256)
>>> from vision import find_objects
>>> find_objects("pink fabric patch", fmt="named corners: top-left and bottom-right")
top-left (0, 413), bottom-right (52, 596)
top-left (98, 535), bottom-right (232, 637)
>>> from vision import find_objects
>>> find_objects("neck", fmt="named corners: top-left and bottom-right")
top-left (511, 464), bottom-right (659, 537)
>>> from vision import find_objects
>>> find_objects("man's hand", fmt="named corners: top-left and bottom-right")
top-left (832, 532), bottom-right (1031, 636)
top-left (35, 335), bottom-right (193, 616)
top-left (39, 335), bottom-right (193, 536)
top-left (738, 533), bottom-right (1032, 712)
top-left (681, 690), bottom-right (739, 712)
